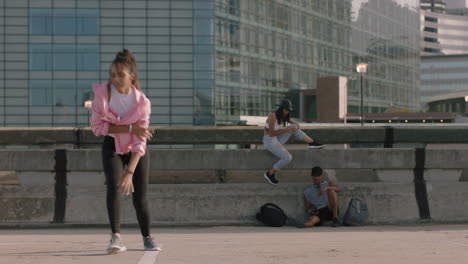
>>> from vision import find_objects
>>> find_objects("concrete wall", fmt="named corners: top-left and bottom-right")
top-left (3, 126), bottom-right (468, 146)
top-left (1, 148), bottom-right (467, 226)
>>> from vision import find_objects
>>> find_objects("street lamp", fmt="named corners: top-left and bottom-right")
top-left (356, 63), bottom-right (368, 126)
top-left (84, 100), bottom-right (93, 126)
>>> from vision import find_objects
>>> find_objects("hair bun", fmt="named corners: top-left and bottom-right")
top-left (116, 49), bottom-right (129, 59)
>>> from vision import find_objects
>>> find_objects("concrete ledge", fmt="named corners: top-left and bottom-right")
top-left (2, 126), bottom-right (468, 145)
top-left (0, 185), bottom-right (54, 222)
top-left (1, 176), bottom-right (467, 225)
top-left (427, 182), bottom-right (468, 221)
top-left (0, 150), bottom-right (55, 171)
top-left (65, 169), bottom-right (380, 185)
top-left (66, 149), bottom-right (416, 171)
top-left (426, 149), bottom-right (468, 169)
top-left (2, 147), bottom-right (468, 225)
top-left (64, 183), bottom-right (419, 225)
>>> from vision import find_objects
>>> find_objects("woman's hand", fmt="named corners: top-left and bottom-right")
top-left (131, 122), bottom-right (154, 140)
top-left (286, 124), bottom-right (298, 132)
top-left (118, 170), bottom-right (134, 195)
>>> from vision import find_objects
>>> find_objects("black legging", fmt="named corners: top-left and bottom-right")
top-left (102, 136), bottom-right (150, 237)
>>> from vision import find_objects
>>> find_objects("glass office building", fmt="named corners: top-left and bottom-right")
top-left (0, 0), bottom-right (420, 127)
top-left (215, 0), bottom-right (420, 123)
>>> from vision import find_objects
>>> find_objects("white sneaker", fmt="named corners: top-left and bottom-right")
top-left (107, 234), bottom-right (127, 254)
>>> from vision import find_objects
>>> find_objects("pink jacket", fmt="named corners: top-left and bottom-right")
top-left (90, 82), bottom-right (151, 156)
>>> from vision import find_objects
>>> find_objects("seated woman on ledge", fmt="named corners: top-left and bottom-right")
top-left (262, 99), bottom-right (325, 185)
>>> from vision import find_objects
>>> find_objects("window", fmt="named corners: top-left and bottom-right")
top-left (77, 9), bottom-right (100, 35)
top-left (54, 9), bottom-right (76, 35)
top-left (424, 37), bottom-right (438, 43)
top-left (30, 44), bottom-right (99, 71)
top-left (30, 79), bottom-right (98, 106)
top-left (77, 80), bottom-right (98, 105)
top-left (54, 45), bottom-right (76, 71)
top-left (30, 8), bottom-right (99, 35)
top-left (30, 80), bottom-right (53, 106)
top-left (424, 27), bottom-right (438, 33)
top-left (424, 47), bottom-right (441, 53)
top-left (54, 80), bottom-right (76, 106)
top-left (30, 9), bottom-right (53, 35)
top-left (77, 45), bottom-right (100, 71)
top-left (424, 16), bottom-right (438, 23)
top-left (30, 44), bottom-right (53, 70)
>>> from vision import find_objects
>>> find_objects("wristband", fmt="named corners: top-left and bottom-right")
top-left (129, 124), bottom-right (132, 133)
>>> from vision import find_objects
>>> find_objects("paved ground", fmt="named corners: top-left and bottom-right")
top-left (0, 225), bottom-right (467, 264)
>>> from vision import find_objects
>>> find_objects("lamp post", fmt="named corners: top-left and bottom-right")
top-left (84, 100), bottom-right (93, 126)
top-left (356, 63), bottom-right (368, 126)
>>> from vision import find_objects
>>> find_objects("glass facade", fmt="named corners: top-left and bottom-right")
top-left (0, 0), bottom-right (211, 127)
top-left (214, 0), bottom-right (420, 123)
top-left (421, 54), bottom-right (468, 109)
top-left (0, 0), bottom-right (420, 127)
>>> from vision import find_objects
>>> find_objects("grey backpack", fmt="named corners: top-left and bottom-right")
top-left (342, 199), bottom-right (368, 226)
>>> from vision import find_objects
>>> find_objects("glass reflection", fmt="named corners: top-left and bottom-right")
top-left (214, 0), bottom-right (420, 122)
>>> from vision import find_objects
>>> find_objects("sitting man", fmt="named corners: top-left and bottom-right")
top-left (302, 166), bottom-right (340, 227)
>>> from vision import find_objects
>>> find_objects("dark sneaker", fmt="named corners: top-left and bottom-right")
top-left (143, 236), bottom-right (162, 251)
top-left (332, 217), bottom-right (341, 227)
top-left (263, 171), bottom-right (279, 185)
top-left (309, 141), bottom-right (325, 149)
top-left (107, 234), bottom-right (127, 254)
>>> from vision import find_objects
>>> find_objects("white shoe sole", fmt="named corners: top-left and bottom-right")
top-left (107, 246), bottom-right (127, 254)
top-left (144, 246), bottom-right (162, 251)
top-left (263, 173), bottom-right (278, 185)
top-left (309, 145), bottom-right (326, 149)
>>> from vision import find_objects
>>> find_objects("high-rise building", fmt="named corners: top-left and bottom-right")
top-left (0, 0), bottom-right (421, 127)
top-left (420, 0), bottom-right (468, 110)
top-left (421, 9), bottom-right (468, 55)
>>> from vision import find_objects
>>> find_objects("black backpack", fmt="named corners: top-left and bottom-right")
top-left (256, 203), bottom-right (288, 227)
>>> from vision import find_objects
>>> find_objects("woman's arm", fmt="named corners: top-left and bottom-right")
top-left (118, 97), bottom-right (153, 195)
top-left (90, 96), bottom-right (110, 136)
top-left (108, 124), bottom-right (131, 133)
top-left (116, 124), bottom-right (153, 195)
top-left (288, 119), bottom-right (300, 129)
top-left (118, 152), bottom-right (142, 195)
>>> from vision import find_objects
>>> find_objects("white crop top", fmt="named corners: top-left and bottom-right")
top-left (108, 84), bottom-right (133, 138)
top-left (109, 84), bottom-right (133, 118)
top-left (265, 121), bottom-right (281, 131)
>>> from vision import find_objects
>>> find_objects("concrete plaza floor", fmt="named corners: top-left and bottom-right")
top-left (0, 225), bottom-right (467, 264)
